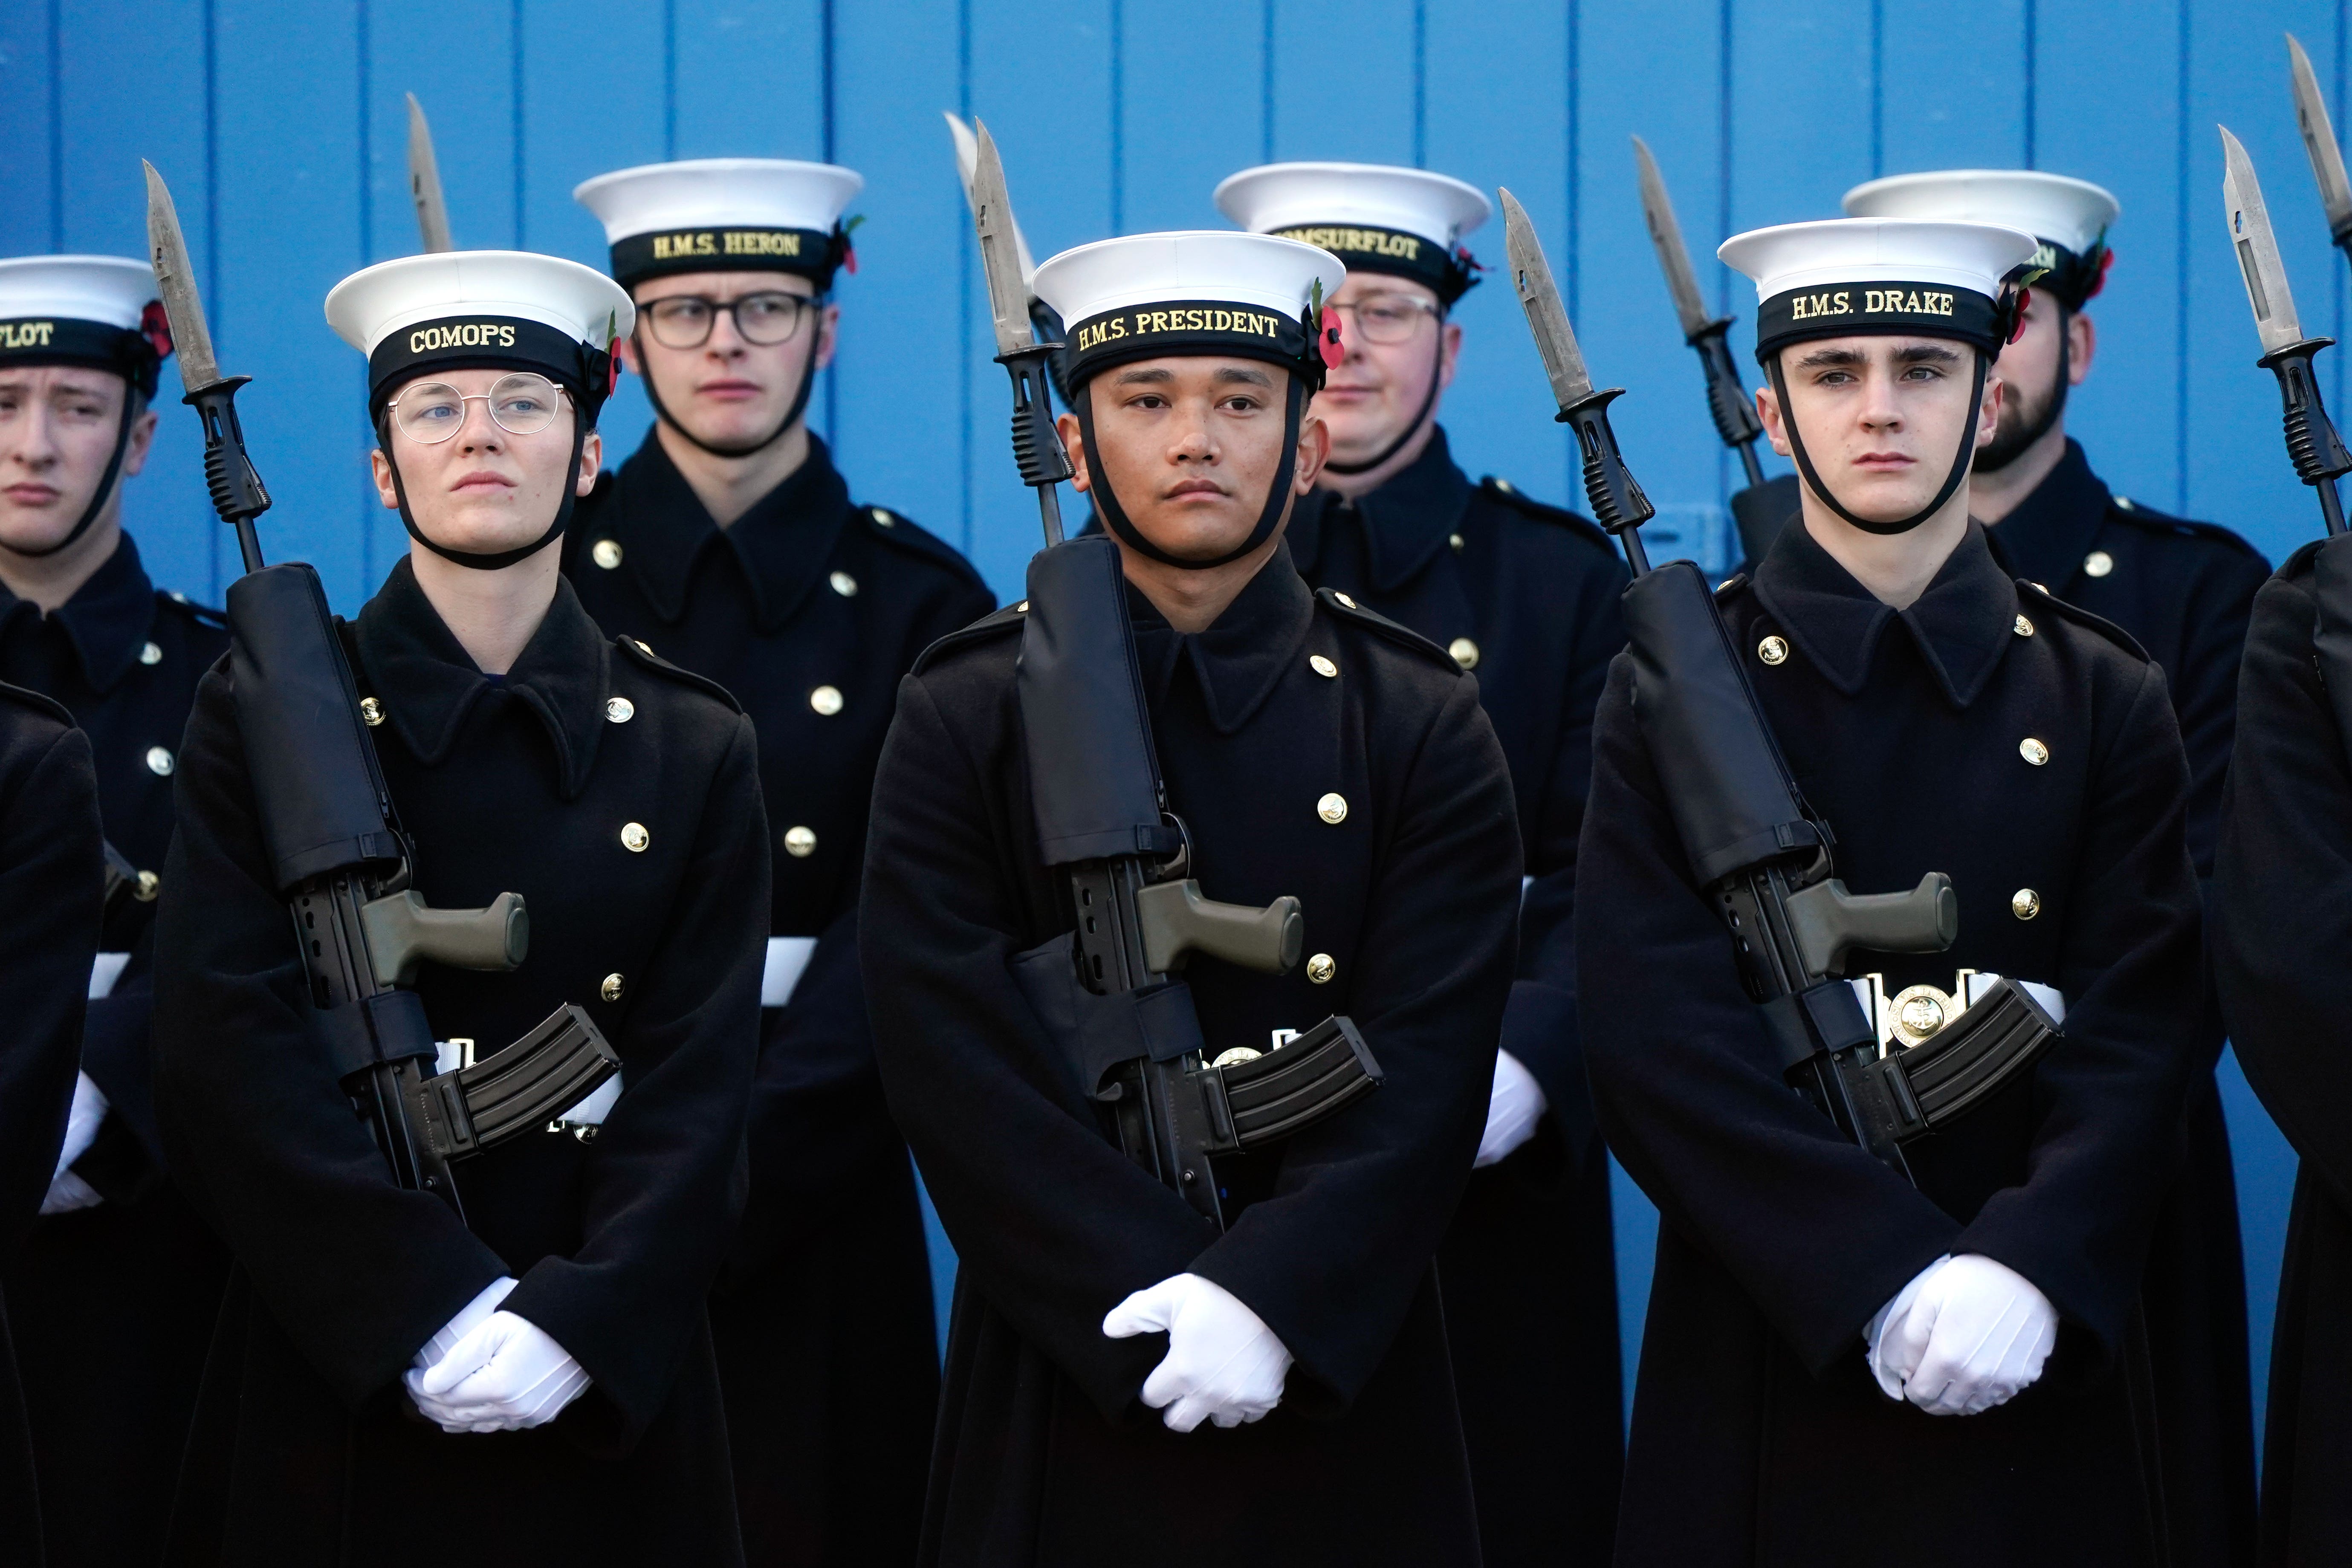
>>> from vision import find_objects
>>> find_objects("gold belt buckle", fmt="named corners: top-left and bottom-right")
top-left (1860, 970), bottom-right (1980, 1055)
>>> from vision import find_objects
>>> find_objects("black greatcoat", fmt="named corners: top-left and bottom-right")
top-left (1982, 439), bottom-right (2270, 1566)
top-left (862, 544), bottom-right (1522, 1567)
top-left (2210, 537), bottom-right (2352, 1564)
top-left (0, 680), bottom-right (102, 1568)
top-left (1286, 426), bottom-right (1628, 1562)
top-left (1580, 521), bottom-right (2203, 1566)
top-left (152, 561), bottom-right (768, 1567)
top-left (0, 534), bottom-right (235, 1567)
top-left (565, 429), bottom-right (992, 1565)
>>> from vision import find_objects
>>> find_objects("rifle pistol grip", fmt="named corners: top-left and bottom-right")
top-left (360, 889), bottom-right (529, 988)
top-left (1135, 879), bottom-right (1305, 977)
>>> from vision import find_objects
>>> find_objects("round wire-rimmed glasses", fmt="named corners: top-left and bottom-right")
top-left (387, 373), bottom-right (572, 444)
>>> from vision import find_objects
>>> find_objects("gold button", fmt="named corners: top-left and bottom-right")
top-left (1015, 600), bottom-right (1029, 613)
top-left (2084, 549), bottom-right (2114, 578)
top-left (870, 507), bottom-right (895, 527)
top-left (2019, 737), bottom-right (2049, 766)
top-left (1449, 532), bottom-right (1465, 553)
top-left (134, 869), bottom-right (159, 902)
top-left (2114, 496), bottom-right (2137, 512)
top-left (1758, 635), bottom-right (1788, 665)
top-left (2014, 615), bottom-right (2034, 637)
top-left (601, 973), bottom-right (625, 1002)
top-left (620, 822), bottom-right (650, 852)
top-left (633, 638), bottom-right (654, 656)
top-left (783, 825), bottom-right (817, 858)
top-left (830, 570), bottom-right (858, 597)
top-left (145, 746), bottom-right (174, 776)
top-left (1306, 953), bottom-right (1336, 984)
top-left (1309, 654), bottom-right (1338, 678)
top-left (360, 697), bottom-right (385, 727)
top-left (592, 538), bottom-right (623, 570)
top-left (1449, 637), bottom-right (1481, 669)
top-left (605, 696), bottom-right (635, 723)
top-left (2012, 887), bottom-right (2041, 920)
top-left (809, 685), bottom-right (845, 716)
top-left (1334, 592), bottom-right (1358, 609)
top-left (1493, 477), bottom-right (1517, 494)
top-left (139, 641), bottom-right (162, 665)
top-left (1316, 792), bottom-right (1348, 825)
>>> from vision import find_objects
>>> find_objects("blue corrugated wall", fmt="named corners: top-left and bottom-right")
top-left (2, 0), bottom-right (2331, 1448)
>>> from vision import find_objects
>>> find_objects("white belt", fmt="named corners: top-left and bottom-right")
top-left (1849, 970), bottom-right (2066, 1054)
top-left (763, 935), bottom-right (818, 1009)
top-left (89, 952), bottom-right (131, 1001)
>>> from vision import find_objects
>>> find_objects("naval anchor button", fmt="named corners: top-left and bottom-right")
top-left (139, 640), bottom-right (162, 665)
top-left (2019, 738), bottom-right (2050, 766)
top-left (1306, 953), bottom-right (1336, 984)
top-left (830, 570), bottom-right (858, 597)
top-left (592, 538), bottom-right (623, 569)
top-left (1449, 637), bottom-right (1481, 670)
top-left (2011, 888), bottom-right (2041, 920)
top-left (1757, 636), bottom-right (1789, 665)
top-left (2084, 549), bottom-right (2115, 578)
top-left (2013, 614), bottom-right (2034, 638)
top-left (784, 825), bottom-right (817, 858)
top-left (1316, 793), bottom-right (1348, 825)
top-left (601, 973), bottom-right (625, 1002)
top-left (359, 697), bottom-right (385, 727)
top-left (1309, 654), bottom-right (1338, 678)
top-left (605, 697), bottom-right (635, 723)
top-left (145, 746), bottom-right (175, 776)
top-left (620, 822), bottom-right (650, 853)
top-left (809, 685), bottom-right (845, 716)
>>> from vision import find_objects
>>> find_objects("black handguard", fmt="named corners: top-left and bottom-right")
top-left (1018, 536), bottom-right (1377, 1229)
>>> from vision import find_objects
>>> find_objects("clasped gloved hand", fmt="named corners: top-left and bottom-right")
top-left (1103, 1272), bottom-right (1293, 1432)
top-left (406, 1278), bottom-right (590, 1434)
top-left (1474, 1049), bottom-right (1548, 1167)
top-left (1866, 1252), bottom-right (2057, 1416)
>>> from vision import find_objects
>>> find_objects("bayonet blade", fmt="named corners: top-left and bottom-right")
top-left (406, 93), bottom-right (455, 253)
top-left (945, 112), bottom-right (1035, 281)
top-left (2221, 126), bottom-right (2308, 353)
top-left (1499, 188), bottom-right (1593, 413)
top-left (967, 120), bottom-right (1038, 357)
top-left (2289, 35), bottom-right (2352, 243)
top-left (1632, 137), bottom-right (1713, 339)
top-left (144, 162), bottom-right (222, 393)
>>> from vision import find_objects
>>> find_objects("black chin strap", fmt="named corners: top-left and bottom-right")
top-left (1076, 376), bottom-right (1307, 570)
top-left (1322, 327), bottom-right (1444, 477)
top-left (11, 397), bottom-right (136, 560)
top-left (1767, 349), bottom-right (1987, 537)
top-left (383, 414), bottom-right (588, 571)
top-left (635, 326), bottom-right (818, 460)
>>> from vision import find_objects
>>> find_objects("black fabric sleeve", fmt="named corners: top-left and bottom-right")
top-left (503, 712), bottom-right (768, 1440)
top-left (153, 672), bottom-right (512, 1408)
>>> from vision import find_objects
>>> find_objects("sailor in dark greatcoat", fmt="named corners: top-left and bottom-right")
top-left (864, 230), bottom-right (1521, 1565)
top-left (1581, 217), bottom-right (2203, 1565)
top-left (567, 160), bottom-right (989, 1564)
top-left (1216, 160), bottom-right (1628, 1562)
top-left (1845, 171), bottom-right (2270, 1562)
top-left (0, 252), bottom-right (235, 1568)
top-left (154, 250), bottom-right (767, 1566)
top-left (2211, 533), bottom-right (2352, 1562)
top-left (0, 678), bottom-right (102, 1568)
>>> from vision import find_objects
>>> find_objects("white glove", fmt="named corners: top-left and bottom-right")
top-left (1474, 1050), bottom-right (1548, 1167)
top-left (1867, 1253), bottom-right (2057, 1416)
top-left (412, 1276), bottom-right (518, 1371)
top-left (406, 1300), bottom-right (589, 1434)
top-left (1102, 1273), bottom-right (1293, 1432)
top-left (39, 1075), bottom-right (111, 1215)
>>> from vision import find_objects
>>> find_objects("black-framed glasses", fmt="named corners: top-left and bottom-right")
top-left (386, 373), bottom-right (571, 444)
top-left (1325, 292), bottom-right (1444, 345)
top-left (639, 292), bottom-right (815, 350)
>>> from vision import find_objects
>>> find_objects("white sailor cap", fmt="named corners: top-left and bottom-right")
top-left (1718, 217), bottom-right (2041, 363)
top-left (1032, 230), bottom-right (1348, 390)
top-left (0, 256), bottom-right (171, 396)
top-left (1843, 170), bottom-right (2118, 305)
top-left (324, 250), bottom-right (634, 418)
top-left (573, 159), bottom-right (865, 289)
top-left (1214, 162), bottom-right (1490, 302)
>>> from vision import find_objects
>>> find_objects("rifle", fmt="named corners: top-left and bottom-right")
top-left (145, 162), bottom-right (617, 1220)
top-left (964, 123), bottom-right (1381, 1228)
top-left (405, 94), bottom-right (456, 254)
top-left (1500, 188), bottom-right (2060, 1178)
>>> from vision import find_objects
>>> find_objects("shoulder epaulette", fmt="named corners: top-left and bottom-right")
top-left (0, 678), bottom-right (74, 729)
top-left (1713, 571), bottom-right (1752, 604)
top-left (2014, 578), bottom-right (2152, 664)
top-left (911, 600), bottom-right (1026, 675)
top-left (1313, 587), bottom-right (1465, 673)
top-left (613, 635), bottom-right (744, 714)
top-left (2107, 495), bottom-right (2266, 559)
top-left (856, 503), bottom-right (991, 589)
top-left (2280, 537), bottom-right (2326, 580)
top-left (1476, 476), bottom-right (1612, 549)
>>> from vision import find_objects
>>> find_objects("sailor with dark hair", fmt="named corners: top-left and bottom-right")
top-left (1580, 214), bottom-right (2204, 1563)
top-left (1217, 160), bottom-right (1629, 1565)
top-left (1845, 169), bottom-right (2269, 1563)
top-left (154, 249), bottom-right (768, 1565)
top-left (864, 228), bottom-right (1522, 1565)
top-left (569, 158), bottom-right (992, 1567)
top-left (0, 254), bottom-right (236, 1567)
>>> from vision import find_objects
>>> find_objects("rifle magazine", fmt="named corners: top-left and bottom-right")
top-left (1218, 1015), bottom-right (1383, 1151)
top-left (445, 1004), bottom-right (621, 1152)
top-left (1892, 977), bottom-right (2061, 1133)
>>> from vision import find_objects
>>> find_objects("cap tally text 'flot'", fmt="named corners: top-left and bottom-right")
top-left (1214, 162), bottom-right (1490, 304)
top-left (0, 255), bottom-right (171, 399)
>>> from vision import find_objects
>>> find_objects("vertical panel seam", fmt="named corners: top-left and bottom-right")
top-left (663, 0), bottom-right (677, 160)
top-left (2338, 0), bottom-right (2346, 417)
top-left (1261, 0), bottom-right (1274, 163)
top-left (2022, 0), bottom-right (2036, 168)
top-left (822, 0), bottom-right (836, 444)
top-left (2175, 0), bottom-right (2190, 513)
top-left (1564, 0), bottom-right (1579, 502)
top-left (1413, 0), bottom-right (1426, 168)
top-left (46, 0), bottom-right (62, 249)
top-left (1110, 0), bottom-right (1124, 234)
top-left (357, 0), bottom-right (374, 593)
top-left (958, 0), bottom-right (972, 555)
top-left (1869, 0), bottom-right (1883, 180)
top-left (512, 0), bottom-right (526, 246)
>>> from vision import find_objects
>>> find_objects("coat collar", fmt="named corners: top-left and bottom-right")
top-left (1127, 540), bottom-right (1316, 737)
top-left (1981, 438), bottom-right (2109, 590)
top-left (606, 426), bottom-right (853, 631)
top-left (1753, 518), bottom-right (2019, 709)
top-left (353, 557), bottom-right (613, 800)
top-left (1287, 424), bottom-right (1473, 593)
top-left (0, 533), bottom-right (157, 694)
